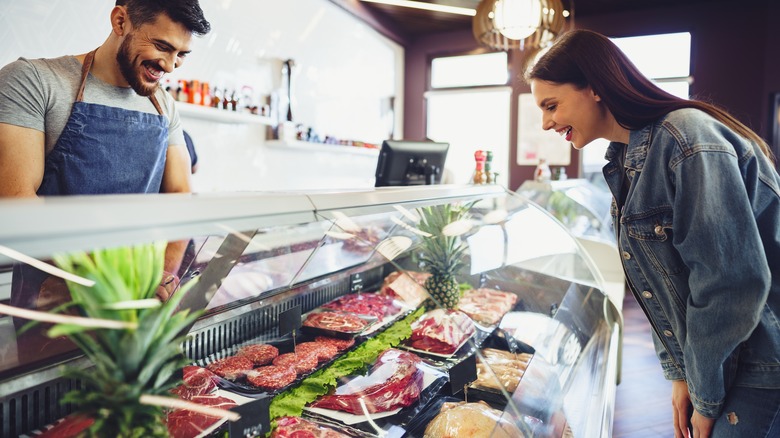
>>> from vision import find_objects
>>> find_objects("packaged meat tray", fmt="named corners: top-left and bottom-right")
top-left (270, 416), bottom-right (372, 438)
top-left (404, 309), bottom-right (476, 358)
top-left (421, 400), bottom-right (527, 438)
top-left (467, 348), bottom-right (534, 407)
top-left (456, 288), bottom-right (518, 327)
top-left (210, 337), bottom-right (354, 398)
top-left (304, 349), bottom-right (446, 426)
top-left (321, 292), bottom-right (402, 320)
top-left (301, 310), bottom-right (374, 339)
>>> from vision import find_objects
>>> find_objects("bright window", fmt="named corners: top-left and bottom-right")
top-left (426, 87), bottom-right (511, 185)
top-left (582, 32), bottom-right (692, 177)
top-left (431, 52), bottom-right (509, 88)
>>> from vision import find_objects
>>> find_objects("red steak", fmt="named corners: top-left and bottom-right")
top-left (309, 348), bottom-right (423, 414)
top-left (171, 366), bottom-right (219, 400)
top-left (165, 394), bottom-right (237, 438)
top-left (321, 293), bottom-right (400, 319)
top-left (303, 311), bottom-right (367, 334)
top-left (270, 416), bottom-right (351, 438)
top-left (409, 309), bottom-right (476, 354)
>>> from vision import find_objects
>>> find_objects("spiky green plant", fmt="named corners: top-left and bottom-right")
top-left (49, 242), bottom-right (201, 437)
top-left (416, 203), bottom-right (473, 309)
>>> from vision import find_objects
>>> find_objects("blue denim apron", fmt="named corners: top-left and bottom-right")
top-left (11, 49), bottom-right (169, 311)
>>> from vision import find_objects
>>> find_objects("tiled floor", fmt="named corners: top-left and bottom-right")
top-left (612, 295), bottom-right (674, 437)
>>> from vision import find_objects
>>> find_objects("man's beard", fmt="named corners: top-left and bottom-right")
top-left (116, 33), bottom-right (159, 97)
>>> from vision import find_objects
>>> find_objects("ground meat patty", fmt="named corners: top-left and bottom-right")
top-left (237, 344), bottom-right (279, 366)
top-left (273, 352), bottom-right (318, 375)
top-left (246, 365), bottom-right (297, 391)
top-left (206, 356), bottom-right (255, 380)
top-left (296, 342), bottom-right (338, 362)
top-left (315, 336), bottom-right (356, 351)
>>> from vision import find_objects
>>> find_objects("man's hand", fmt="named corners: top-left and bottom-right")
top-left (155, 271), bottom-right (179, 301)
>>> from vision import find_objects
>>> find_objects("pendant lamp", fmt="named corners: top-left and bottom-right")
top-left (473, 0), bottom-right (570, 51)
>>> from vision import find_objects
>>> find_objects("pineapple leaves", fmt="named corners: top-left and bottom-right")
top-left (48, 242), bottom-right (199, 435)
top-left (414, 202), bottom-right (476, 309)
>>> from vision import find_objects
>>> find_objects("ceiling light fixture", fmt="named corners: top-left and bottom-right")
top-left (474, 0), bottom-right (571, 51)
top-left (359, 0), bottom-right (476, 16)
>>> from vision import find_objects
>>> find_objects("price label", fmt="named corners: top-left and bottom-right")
top-left (279, 305), bottom-right (301, 337)
top-left (449, 353), bottom-right (477, 395)
top-left (229, 396), bottom-right (271, 437)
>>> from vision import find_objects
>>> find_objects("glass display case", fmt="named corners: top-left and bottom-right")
top-left (516, 178), bottom-right (614, 244)
top-left (0, 185), bottom-right (621, 437)
top-left (516, 178), bottom-right (625, 315)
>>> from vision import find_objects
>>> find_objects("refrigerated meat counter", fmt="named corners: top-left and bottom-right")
top-left (0, 184), bottom-right (621, 437)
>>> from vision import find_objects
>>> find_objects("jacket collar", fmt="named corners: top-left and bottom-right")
top-left (604, 121), bottom-right (656, 172)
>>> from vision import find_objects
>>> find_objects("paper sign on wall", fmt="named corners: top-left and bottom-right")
top-left (517, 93), bottom-right (571, 166)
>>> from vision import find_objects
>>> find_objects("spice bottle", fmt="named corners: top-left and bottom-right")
top-left (485, 150), bottom-right (494, 184)
top-left (473, 150), bottom-right (487, 184)
top-left (534, 158), bottom-right (552, 182)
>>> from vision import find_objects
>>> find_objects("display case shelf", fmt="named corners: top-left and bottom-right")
top-left (265, 139), bottom-right (380, 157)
top-left (176, 101), bottom-right (275, 125)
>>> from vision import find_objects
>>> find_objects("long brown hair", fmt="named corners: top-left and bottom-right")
top-left (525, 29), bottom-right (774, 160)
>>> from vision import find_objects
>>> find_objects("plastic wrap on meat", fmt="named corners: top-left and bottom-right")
top-left (270, 416), bottom-right (352, 438)
top-left (309, 349), bottom-right (423, 414)
top-left (246, 365), bottom-right (297, 391)
top-left (165, 394), bottom-right (237, 438)
top-left (273, 352), bottom-right (318, 375)
top-left (472, 348), bottom-right (532, 392)
top-left (303, 311), bottom-right (368, 334)
top-left (456, 288), bottom-right (518, 326)
top-left (171, 366), bottom-right (220, 400)
top-left (321, 293), bottom-right (401, 319)
top-left (379, 271), bottom-right (430, 305)
top-left (409, 309), bottom-right (476, 354)
top-left (423, 401), bottom-right (525, 438)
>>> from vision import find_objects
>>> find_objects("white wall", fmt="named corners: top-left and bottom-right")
top-left (0, 0), bottom-right (403, 192)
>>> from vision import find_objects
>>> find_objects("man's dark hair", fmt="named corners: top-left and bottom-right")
top-left (116, 0), bottom-right (211, 36)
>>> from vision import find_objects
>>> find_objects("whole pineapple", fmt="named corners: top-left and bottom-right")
top-left (50, 242), bottom-right (201, 437)
top-left (416, 203), bottom-right (472, 309)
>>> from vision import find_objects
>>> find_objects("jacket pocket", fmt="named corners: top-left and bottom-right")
top-left (623, 209), bottom-right (686, 276)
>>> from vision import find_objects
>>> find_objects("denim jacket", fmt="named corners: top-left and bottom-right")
top-left (603, 108), bottom-right (780, 418)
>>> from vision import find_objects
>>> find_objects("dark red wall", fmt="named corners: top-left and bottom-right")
top-left (402, 0), bottom-right (780, 189)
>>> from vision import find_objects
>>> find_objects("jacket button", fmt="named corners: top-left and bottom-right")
top-left (654, 225), bottom-right (664, 235)
top-left (663, 330), bottom-right (673, 337)
top-left (622, 251), bottom-right (631, 260)
top-left (642, 291), bottom-right (653, 299)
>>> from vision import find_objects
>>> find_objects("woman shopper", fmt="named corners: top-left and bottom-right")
top-left (526, 29), bottom-right (780, 438)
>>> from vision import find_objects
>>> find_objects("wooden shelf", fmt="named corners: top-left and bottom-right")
top-left (265, 139), bottom-right (380, 156)
top-left (176, 102), bottom-right (275, 125)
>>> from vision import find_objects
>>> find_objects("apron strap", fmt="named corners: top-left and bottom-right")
top-left (75, 49), bottom-right (97, 102)
top-left (76, 48), bottom-right (165, 116)
top-left (148, 93), bottom-right (164, 115)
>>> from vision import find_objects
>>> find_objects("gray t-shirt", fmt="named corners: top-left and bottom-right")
top-left (0, 55), bottom-right (184, 156)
